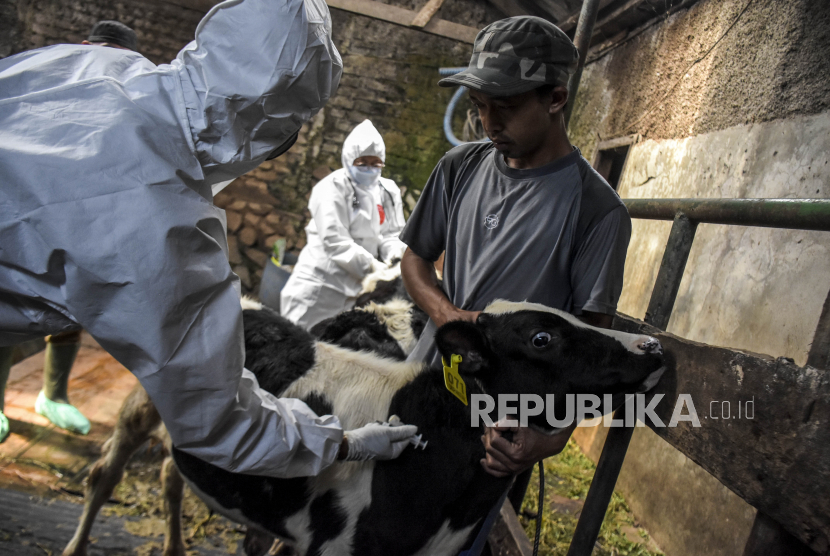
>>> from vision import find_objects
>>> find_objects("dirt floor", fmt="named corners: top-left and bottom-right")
top-left (0, 333), bottom-right (254, 556)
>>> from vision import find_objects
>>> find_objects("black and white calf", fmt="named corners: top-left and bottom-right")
top-left (61, 297), bottom-right (420, 556)
top-left (352, 262), bottom-right (429, 356)
top-left (308, 298), bottom-right (422, 361)
top-left (173, 300), bottom-right (665, 556)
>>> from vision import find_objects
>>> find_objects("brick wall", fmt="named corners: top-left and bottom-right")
top-left (2, 0), bottom-right (500, 293)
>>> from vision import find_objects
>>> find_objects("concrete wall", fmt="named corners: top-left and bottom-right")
top-left (1, 0), bottom-right (498, 292)
top-left (569, 0), bottom-right (830, 155)
top-left (567, 0), bottom-right (830, 554)
top-left (618, 114), bottom-right (830, 363)
top-left (579, 115), bottom-right (830, 556)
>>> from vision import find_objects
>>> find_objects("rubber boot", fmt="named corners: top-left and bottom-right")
top-left (35, 331), bottom-right (90, 435)
top-left (0, 346), bottom-right (13, 443)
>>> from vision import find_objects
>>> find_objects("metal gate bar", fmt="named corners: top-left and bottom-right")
top-left (623, 198), bottom-right (830, 231)
top-left (566, 198), bottom-right (830, 556)
top-left (644, 213), bottom-right (698, 330)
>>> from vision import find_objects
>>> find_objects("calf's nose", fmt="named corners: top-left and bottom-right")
top-left (637, 336), bottom-right (662, 355)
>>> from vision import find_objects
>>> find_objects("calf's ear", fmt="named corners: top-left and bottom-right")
top-left (435, 321), bottom-right (490, 374)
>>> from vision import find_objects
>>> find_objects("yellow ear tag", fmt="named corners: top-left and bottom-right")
top-left (442, 354), bottom-right (467, 405)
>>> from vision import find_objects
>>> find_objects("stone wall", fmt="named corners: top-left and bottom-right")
top-left (1, 0), bottom-right (202, 64)
top-left (566, 0), bottom-right (830, 554)
top-left (1, 0), bottom-right (500, 293)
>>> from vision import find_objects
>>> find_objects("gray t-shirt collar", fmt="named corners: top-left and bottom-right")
top-left (492, 146), bottom-right (582, 179)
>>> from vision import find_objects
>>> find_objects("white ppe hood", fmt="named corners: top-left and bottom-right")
top-left (340, 119), bottom-right (386, 170)
top-left (280, 120), bottom-right (407, 329)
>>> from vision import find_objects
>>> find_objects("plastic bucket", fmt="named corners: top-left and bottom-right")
top-left (258, 257), bottom-right (292, 313)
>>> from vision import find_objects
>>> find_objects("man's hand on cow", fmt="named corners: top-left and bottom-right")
top-left (480, 420), bottom-right (577, 477)
top-left (433, 305), bottom-right (481, 329)
top-left (340, 418), bottom-right (419, 461)
top-left (400, 248), bottom-right (481, 328)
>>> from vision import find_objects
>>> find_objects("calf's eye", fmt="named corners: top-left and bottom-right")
top-left (532, 332), bottom-right (552, 348)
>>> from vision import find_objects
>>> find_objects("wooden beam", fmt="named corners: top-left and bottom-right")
top-left (327, 0), bottom-right (477, 43)
top-left (806, 287), bottom-right (830, 370)
top-left (612, 313), bottom-right (830, 554)
top-left (563, 0), bottom-right (602, 127)
top-left (743, 512), bottom-right (819, 556)
top-left (152, 0), bottom-right (221, 13)
top-left (558, 0), bottom-right (597, 31)
top-left (487, 502), bottom-right (533, 556)
top-left (536, 0), bottom-right (580, 22)
top-left (148, 0), bottom-right (477, 43)
top-left (595, 133), bottom-right (639, 151)
top-left (410, 0), bottom-right (445, 28)
top-left (557, 0), bottom-right (639, 33)
top-left (592, 0), bottom-right (650, 31)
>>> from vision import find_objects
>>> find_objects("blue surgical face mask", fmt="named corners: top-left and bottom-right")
top-left (348, 165), bottom-right (382, 187)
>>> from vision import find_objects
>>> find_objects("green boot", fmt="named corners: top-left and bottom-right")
top-left (0, 412), bottom-right (8, 444)
top-left (0, 346), bottom-right (13, 443)
top-left (35, 333), bottom-right (90, 435)
top-left (35, 391), bottom-right (90, 434)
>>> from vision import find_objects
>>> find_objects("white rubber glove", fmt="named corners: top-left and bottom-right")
top-left (370, 258), bottom-right (387, 274)
top-left (344, 418), bottom-right (418, 461)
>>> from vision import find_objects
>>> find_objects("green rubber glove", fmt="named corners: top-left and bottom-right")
top-left (35, 390), bottom-right (90, 435)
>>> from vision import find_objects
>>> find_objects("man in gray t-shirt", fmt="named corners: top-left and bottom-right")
top-left (400, 16), bottom-right (632, 483)
top-left (402, 142), bottom-right (630, 366)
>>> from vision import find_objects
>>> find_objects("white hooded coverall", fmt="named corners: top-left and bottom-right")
top-left (280, 120), bottom-right (407, 329)
top-left (0, 0), bottom-right (348, 477)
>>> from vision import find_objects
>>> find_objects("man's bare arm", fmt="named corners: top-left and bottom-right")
top-left (400, 248), bottom-right (479, 327)
top-left (578, 310), bottom-right (613, 328)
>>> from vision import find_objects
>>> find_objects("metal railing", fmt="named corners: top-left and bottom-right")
top-left (567, 198), bottom-right (830, 556)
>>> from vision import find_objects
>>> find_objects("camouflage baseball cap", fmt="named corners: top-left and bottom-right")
top-left (439, 16), bottom-right (578, 97)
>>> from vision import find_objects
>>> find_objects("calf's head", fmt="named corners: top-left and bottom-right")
top-left (434, 300), bottom-right (665, 430)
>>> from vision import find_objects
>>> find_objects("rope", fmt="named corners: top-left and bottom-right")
top-left (533, 460), bottom-right (544, 556)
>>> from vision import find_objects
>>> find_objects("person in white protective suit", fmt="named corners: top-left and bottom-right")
top-left (0, 19), bottom-right (141, 444)
top-left (0, 0), bottom-right (417, 477)
top-left (280, 120), bottom-right (407, 329)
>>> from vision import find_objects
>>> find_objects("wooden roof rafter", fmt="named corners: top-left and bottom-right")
top-left (326, 0), bottom-right (478, 43)
top-left (410, 0), bottom-right (446, 28)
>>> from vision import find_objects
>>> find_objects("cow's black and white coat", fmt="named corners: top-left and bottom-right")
top-left (173, 300), bottom-right (664, 556)
top-left (353, 263), bottom-right (429, 355)
top-left (307, 299), bottom-right (410, 361)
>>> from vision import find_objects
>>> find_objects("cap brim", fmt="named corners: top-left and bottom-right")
top-left (438, 67), bottom-right (544, 97)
